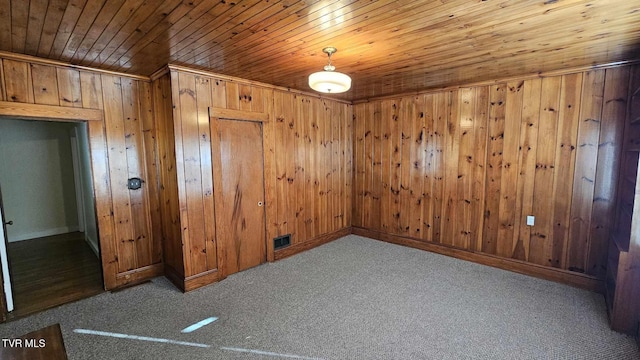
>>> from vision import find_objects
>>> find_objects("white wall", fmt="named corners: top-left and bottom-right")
top-left (0, 119), bottom-right (79, 241)
top-left (74, 122), bottom-right (99, 255)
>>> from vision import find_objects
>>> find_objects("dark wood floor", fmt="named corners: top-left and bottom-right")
top-left (6, 232), bottom-right (103, 320)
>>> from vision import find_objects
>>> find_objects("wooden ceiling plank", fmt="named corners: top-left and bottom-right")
top-left (250, 0), bottom-right (556, 69)
top-left (108, 0), bottom-right (219, 72)
top-left (37, 0), bottom-right (71, 57)
top-left (0, 0), bottom-right (12, 51)
top-left (343, 20), bottom-right (640, 79)
top-left (24, 0), bottom-right (49, 55)
top-left (187, 0), bottom-right (396, 65)
top-left (100, 0), bottom-right (188, 68)
top-left (65, 0), bottom-right (126, 62)
top-left (58, 0), bottom-right (109, 60)
top-left (183, 0), bottom-right (347, 64)
top-left (48, 0), bottom-right (88, 58)
top-left (109, 0), bottom-right (213, 71)
top-left (104, 0), bottom-right (208, 69)
top-left (167, 0), bottom-right (265, 62)
top-left (119, 0), bottom-right (310, 74)
top-left (138, 0), bottom-right (247, 66)
top-left (168, 0), bottom-right (298, 67)
top-left (10, 0), bottom-right (30, 54)
top-left (78, 0), bottom-right (146, 63)
top-left (200, 0), bottom-right (466, 72)
top-left (250, 0), bottom-right (630, 80)
top-left (88, 0), bottom-right (169, 66)
top-left (222, 0), bottom-right (628, 82)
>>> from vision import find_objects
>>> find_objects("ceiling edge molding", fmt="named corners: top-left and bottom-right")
top-left (352, 59), bottom-right (640, 104)
top-left (0, 51), bottom-right (150, 81)
top-left (167, 64), bottom-right (352, 105)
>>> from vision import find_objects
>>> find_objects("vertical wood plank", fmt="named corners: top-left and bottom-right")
top-left (121, 78), bottom-right (148, 267)
top-left (298, 96), bottom-right (316, 242)
top-left (421, 94), bottom-right (435, 242)
top-left (363, 103), bottom-right (374, 230)
top-left (87, 120), bottom-right (117, 289)
top-left (456, 88), bottom-right (476, 250)
top-left (482, 84), bottom-right (507, 254)
top-left (273, 91), bottom-right (289, 236)
top-left (389, 99), bottom-right (402, 234)
top-left (566, 70), bottom-right (605, 272)
top-left (513, 79), bottom-right (542, 261)
top-left (211, 78), bottom-right (227, 108)
top-left (225, 82), bottom-right (240, 110)
top-left (497, 81), bottom-right (523, 257)
top-left (294, 92), bottom-right (306, 242)
top-left (530, 76), bottom-right (561, 266)
top-left (551, 73), bottom-right (582, 268)
top-left (101, 75), bottom-right (135, 273)
top-left (138, 80), bottom-right (163, 265)
top-left (353, 103), bottom-right (365, 228)
top-left (155, 74), bottom-right (184, 274)
top-left (330, 102), bottom-right (340, 231)
top-left (587, 67), bottom-right (629, 277)
top-left (178, 72), bottom-right (208, 276)
top-left (56, 68), bottom-right (82, 107)
top-left (380, 100), bottom-right (394, 233)
top-left (79, 71), bottom-right (103, 109)
top-left (263, 88), bottom-right (277, 261)
top-left (432, 92), bottom-right (447, 243)
top-left (371, 101), bottom-right (383, 232)
top-left (3, 59), bottom-right (33, 103)
top-left (399, 97), bottom-right (414, 235)
top-left (344, 103), bottom-right (352, 228)
top-left (409, 96), bottom-right (425, 239)
top-left (472, 86), bottom-right (489, 251)
top-left (311, 98), bottom-right (321, 237)
top-left (195, 76), bottom-right (217, 270)
top-left (30, 64), bottom-right (60, 106)
top-left (238, 84), bottom-right (252, 112)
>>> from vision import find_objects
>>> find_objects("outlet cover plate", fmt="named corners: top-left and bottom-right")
top-left (526, 215), bottom-right (535, 226)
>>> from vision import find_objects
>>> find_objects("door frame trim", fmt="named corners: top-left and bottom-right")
top-left (0, 102), bottom-right (114, 303)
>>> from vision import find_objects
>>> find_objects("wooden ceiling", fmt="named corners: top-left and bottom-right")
top-left (1, 0), bottom-right (639, 101)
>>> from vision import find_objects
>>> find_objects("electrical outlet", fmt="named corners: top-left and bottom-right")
top-left (526, 215), bottom-right (535, 226)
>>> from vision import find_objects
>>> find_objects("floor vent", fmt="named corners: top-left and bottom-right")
top-left (274, 234), bottom-right (291, 250)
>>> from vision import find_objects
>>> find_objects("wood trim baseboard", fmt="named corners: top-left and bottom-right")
top-left (352, 227), bottom-right (604, 293)
top-left (164, 264), bottom-right (186, 292)
top-left (164, 265), bottom-right (220, 292)
top-left (184, 269), bottom-right (219, 292)
top-left (115, 263), bottom-right (164, 288)
top-left (274, 227), bottom-right (351, 261)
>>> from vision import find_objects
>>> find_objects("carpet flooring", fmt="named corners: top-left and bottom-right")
top-left (0, 235), bottom-right (638, 359)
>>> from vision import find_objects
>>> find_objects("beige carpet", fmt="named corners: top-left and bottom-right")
top-left (0, 235), bottom-right (637, 359)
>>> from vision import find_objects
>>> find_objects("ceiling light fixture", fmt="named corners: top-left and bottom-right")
top-left (308, 47), bottom-right (351, 93)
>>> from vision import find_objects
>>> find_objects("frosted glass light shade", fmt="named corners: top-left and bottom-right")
top-left (308, 71), bottom-right (351, 93)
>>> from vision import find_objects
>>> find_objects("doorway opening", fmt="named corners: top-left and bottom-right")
top-left (0, 118), bottom-right (103, 319)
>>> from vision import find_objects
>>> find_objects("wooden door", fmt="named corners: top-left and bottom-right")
top-left (213, 119), bottom-right (266, 276)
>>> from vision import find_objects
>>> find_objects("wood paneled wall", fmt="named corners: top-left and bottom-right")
top-left (353, 66), bottom-right (634, 284)
top-left (0, 55), bottom-right (162, 290)
top-left (157, 67), bottom-right (352, 289)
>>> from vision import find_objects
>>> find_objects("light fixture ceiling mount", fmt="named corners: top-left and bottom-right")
top-left (308, 47), bottom-right (351, 94)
